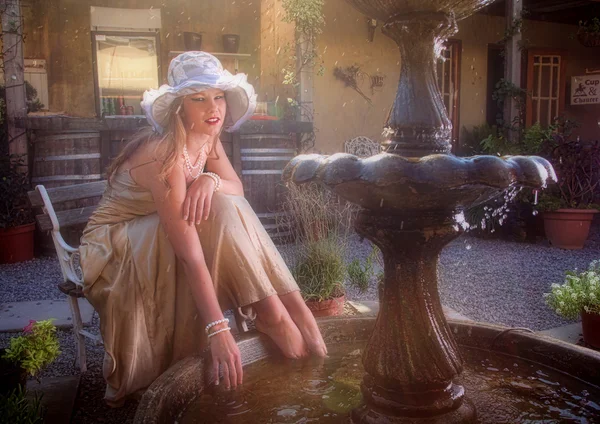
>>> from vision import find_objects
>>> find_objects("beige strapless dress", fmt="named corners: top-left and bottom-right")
top-left (78, 169), bottom-right (298, 405)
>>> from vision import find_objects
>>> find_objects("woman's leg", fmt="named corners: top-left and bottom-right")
top-left (279, 291), bottom-right (328, 357)
top-left (252, 294), bottom-right (309, 359)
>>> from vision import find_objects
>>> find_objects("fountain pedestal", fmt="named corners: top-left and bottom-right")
top-left (350, 211), bottom-right (476, 423)
top-left (381, 12), bottom-right (457, 157)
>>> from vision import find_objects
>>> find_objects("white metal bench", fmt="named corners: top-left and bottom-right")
top-left (27, 180), bottom-right (252, 373)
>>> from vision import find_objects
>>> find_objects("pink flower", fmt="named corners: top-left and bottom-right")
top-left (23, 320), bottom-right (37, 333)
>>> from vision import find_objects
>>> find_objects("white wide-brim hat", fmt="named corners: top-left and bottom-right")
top-left (141, 51), bottom-right (257, 134)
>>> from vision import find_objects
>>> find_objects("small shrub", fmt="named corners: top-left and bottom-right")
top-left (293, 236), bottom-right (346, 302)
top-left (2, 319), bottom-right (61, 377)
top-left (544, 260), bottom-right (600, 320)
top-left (0, 386), bottom-right (44, 424)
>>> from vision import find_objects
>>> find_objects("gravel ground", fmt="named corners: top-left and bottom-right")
top-left (1, 222), bottom-right (598, 423)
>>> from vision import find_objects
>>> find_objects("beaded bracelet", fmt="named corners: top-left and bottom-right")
top-left (207, 327), bottom-right (231, 339)
top-left (205, 318), bottom-right (229, 334)
top-left (202, 172), bottom-right (221, 192)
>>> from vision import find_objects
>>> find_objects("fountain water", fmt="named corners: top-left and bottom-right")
top-left (134, 1), bottom-right (600, 423)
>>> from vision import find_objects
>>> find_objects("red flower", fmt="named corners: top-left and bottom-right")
top-left (23, 320), bottom-right (37, 333)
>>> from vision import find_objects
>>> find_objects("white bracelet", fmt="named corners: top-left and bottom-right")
top-left (205, 318), bottom-right (229, 334)
top-left (203, 172), bottom-right (221, 192)
top-left (207, 327), bottom-right (231, 339)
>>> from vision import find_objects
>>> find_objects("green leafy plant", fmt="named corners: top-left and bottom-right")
top-left (2, 319), bottom-right (61, 377)
top-left (281, 0), bottom-right (325, 88)
top-left (537, 138), bottom-right (600, 211)
top-left (293, 236), bottom-right (346, 302)
top-left (347, 257), bottom-right (373, 294)
top-left (283, 182), bottom-right (355, 301)
top-left (544, 260), bottom-right (600, 319)
top-left (0, 386), bottom-right (44, 424)
top-left (578, 17), bottom-right (600, 35)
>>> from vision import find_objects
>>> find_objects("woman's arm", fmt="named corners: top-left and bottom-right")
top-left (204, 138), bottom-right (244, 197)
top-left (181, 138), bottom-right (244, 225)
top-left (143, 160), bottom-right (242, 388)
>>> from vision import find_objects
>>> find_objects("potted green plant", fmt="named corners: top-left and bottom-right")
top-left (283, 182), bottom-right (355, 316)
top-left (0, 154), bottom-right (36, 263)
top-left (1, 319), bottom-right (61, 395)
top-left (538, 139), bottom-right (600, 250)
top-left (293, 236), bottom-right (347, 316)
top-left (577, 17), bottom-right (600, 47)
top-left (544, 260), bottom-right (600, 349)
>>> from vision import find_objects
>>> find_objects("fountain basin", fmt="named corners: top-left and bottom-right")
top-left (283, 153), bottom-right (556, 213)
top-left (134, 317), bottom-right (600, 423)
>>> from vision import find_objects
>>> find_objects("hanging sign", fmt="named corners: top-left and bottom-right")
top-left (571, 75), bottom-right (600, 105)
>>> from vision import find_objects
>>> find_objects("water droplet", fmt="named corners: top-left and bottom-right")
top-left (532, 210), bottom-right (538, 216)
top-left (466, 244), bottom-right (472, 250)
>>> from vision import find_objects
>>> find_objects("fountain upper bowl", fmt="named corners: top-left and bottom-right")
top-left (344, 0), bottom-right (497, 22)
top-left (283, 153), bottom-right (556, 213)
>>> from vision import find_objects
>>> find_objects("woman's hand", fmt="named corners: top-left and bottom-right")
top-left (210, 330), bottom-right (243, 390)
top-left (183, 175), bottom-right (216, 225)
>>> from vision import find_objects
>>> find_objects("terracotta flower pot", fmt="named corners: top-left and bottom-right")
top-left (305, 295), bottom-right (345, 317)
top-left (582, 309), bottom-right (600, 349)
top-left (0, 222), bottom-right (36, 264)
top-left (0, 349), bottom-right (27, 395)
top-left (542, 209), bottom-right (598, 250)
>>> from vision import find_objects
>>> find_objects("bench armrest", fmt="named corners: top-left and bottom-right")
top-left (36, 185), bottom-right (84, 286)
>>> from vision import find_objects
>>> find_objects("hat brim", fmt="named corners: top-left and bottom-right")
top-left (141, 73), bottom-right (257, 134)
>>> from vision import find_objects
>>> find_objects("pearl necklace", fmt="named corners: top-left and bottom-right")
top-left (183, 145), bottom-right (206, 179)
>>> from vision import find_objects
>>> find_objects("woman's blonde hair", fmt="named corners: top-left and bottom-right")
top-left (106, 96), bottom-right (220, 187)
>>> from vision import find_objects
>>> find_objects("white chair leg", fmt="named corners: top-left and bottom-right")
top-left (68, 296), bottom-right (87, 373)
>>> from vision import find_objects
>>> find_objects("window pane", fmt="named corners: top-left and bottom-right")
top-left (96, 34), bottom-right (159, 116)
top-left (533, 64), bottom-right (540, 97)
top-left (539, 99), bottom-right (550, 127)
top-left (541, 64), bottom-right (551, 98)
top-left (552, 66), bottom-right (559, 98)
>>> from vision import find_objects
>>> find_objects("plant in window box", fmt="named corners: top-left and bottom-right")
top-left (538, 138), bottom-right (600, 250)
top-left (577, 17), bottom-right (600, 47)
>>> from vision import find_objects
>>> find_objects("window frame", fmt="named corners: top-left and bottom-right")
top-left (91, 30), bottom-right (162, 118)
top-left (525, 48), bottom-right (567, 128)
top-left (436, 39), bottom-right (462, 152)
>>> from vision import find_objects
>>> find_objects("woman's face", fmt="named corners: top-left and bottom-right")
top-left (181, 88), bottom-right (227, 136)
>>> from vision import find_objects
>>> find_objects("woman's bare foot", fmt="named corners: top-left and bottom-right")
top-left (252, 296), bottom-right (309, 359)
top-left (279, 292), bottom-right (328, 357)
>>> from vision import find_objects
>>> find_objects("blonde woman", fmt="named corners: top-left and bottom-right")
top-left (78, 52), bottom-right (327, 406)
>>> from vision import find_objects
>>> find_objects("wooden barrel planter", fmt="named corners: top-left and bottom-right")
top-left (239, 134), bottom-right (297, 242)
top-left (31, 131), bottom-right (103, 254)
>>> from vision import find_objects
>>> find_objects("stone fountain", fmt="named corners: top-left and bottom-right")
top-left (133, 1), bottom-right (600, 423)
top-left (282, 2), bottom-right (554, 422)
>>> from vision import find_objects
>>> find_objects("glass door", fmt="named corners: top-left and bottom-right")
top-left (92, 32), bottom-right (160, 117)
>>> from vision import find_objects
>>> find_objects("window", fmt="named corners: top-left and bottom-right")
top-left (92, 32), bottom-right (161, 117)
top-left (436, 40), bottom-right (461, 150)
top-left (526, 49), bottom-right (566, 127)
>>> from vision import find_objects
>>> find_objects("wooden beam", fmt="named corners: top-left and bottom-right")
top-left (35, 206), bottom-right (98, 232)
top-left (504, 0), bottom-right (522, 132)
top-left (27, 180), bottom-right (107, 207)
top-left (1, 0), bottom-right (28, 164)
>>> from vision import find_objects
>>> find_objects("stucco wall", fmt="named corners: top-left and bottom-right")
top-left (22, 0), bottom-right (261, 117)
top-left (310, 3), bottom-right (600, 153)
top-left (312, 0), bottom-right (399, 153)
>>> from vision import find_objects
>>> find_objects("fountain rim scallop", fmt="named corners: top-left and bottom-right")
top-left (133, 317), bottom-right (600, 424)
